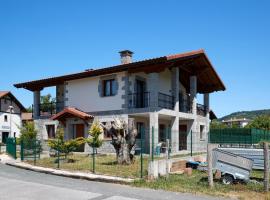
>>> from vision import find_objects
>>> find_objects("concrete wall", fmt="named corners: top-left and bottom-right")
top-left (66, 72), bottom-right (125, 112)
top-left (34, 119), bottom-right (59, 141)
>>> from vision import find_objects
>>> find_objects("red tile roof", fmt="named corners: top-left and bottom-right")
top-left (14, 49), bottom-right (226, 93)
top-left (51, 107), bottom-right (93, 121)
top-left (0, 91), bottom-right (10, 98)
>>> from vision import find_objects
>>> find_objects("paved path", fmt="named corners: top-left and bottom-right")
top-left (0, 164), bottom-right (224, 200)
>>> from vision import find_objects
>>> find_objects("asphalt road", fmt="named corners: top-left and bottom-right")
top-left (0, 164), bottom-right (223, 200)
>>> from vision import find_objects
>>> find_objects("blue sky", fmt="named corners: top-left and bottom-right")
top-left (0, 0), bottom-right (269, 117)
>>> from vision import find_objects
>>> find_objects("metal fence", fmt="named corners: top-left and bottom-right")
top-left (210, 128), bottom-right (270, 145)
top-left (6, 137), bottom-right (17, 159)
top-left (20, 139), bottom-right (41, 164)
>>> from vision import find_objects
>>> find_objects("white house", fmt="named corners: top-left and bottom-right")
top-left (14, 49), bottom-right (226, 154)
top-left (222, 118), bottom-right (251, 128)
top-left (0, 91), bottom-right (26, 143)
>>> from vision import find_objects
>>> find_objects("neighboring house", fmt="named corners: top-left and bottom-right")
top-left (0, 91), bottom-right (26, 144)
top-left (222, 118), bottom-right (251, 128)
top-left (14, 49), bottom-right (226, 154)
top-left (21, 112), bottom-right (33, 124)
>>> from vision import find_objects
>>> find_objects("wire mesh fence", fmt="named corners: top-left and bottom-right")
top-left (210, 128), bottom-right (270, 146)
top-left (20, 139), bottom-right (42, 165)
top-left (21, 127), bottom-right (208, 179)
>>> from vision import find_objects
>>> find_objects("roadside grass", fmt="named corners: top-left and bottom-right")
top-left (133, 170), bottom-right (269, 200)
top-left (26, 154), bottom-right (149, 178)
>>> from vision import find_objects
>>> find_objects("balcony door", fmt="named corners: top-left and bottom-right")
top-left (136, 80), bottom-right (146, 108)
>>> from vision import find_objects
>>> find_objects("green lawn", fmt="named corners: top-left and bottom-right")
top-left (26, 154), bottom-right (149, 178)
top-left (25, 154), bottom-right (269, 199)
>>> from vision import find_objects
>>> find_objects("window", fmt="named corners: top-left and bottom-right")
top-left (4, 115), bottom-right (8, 122)
top-left (103, 79), bottom-right (117, 96)
top-left (46, 125), bottom-right (55, 138)
top-left (200, 125), bottom-right (205, 140)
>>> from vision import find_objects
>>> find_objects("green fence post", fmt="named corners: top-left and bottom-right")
top-left (92, 146), bottom-right (95, 173)
top-left (20, 140), bottom-right (24, 161)
top-left (14, 137), bottom-right (17, 160)
top-left (34, 140), bottom-right (36, 165)
top-left (57, 138), bottom-right (60, 169)
top-left (190, 130), bottom-right (193, 157)
top-left (151, 126), bottom-right (154, 162)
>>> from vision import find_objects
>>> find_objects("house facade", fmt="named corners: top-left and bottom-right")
top-left (0, 91), bottom-right (25, 143)
top-left (14, 49), bottom-right (225, 154)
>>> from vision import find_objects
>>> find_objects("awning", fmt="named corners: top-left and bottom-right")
top-left (50, 107), bottom-right (93, 122)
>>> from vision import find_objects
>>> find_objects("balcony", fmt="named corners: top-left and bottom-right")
top-left (158, 93), bottom-right (174, 110)
top-left (34, 102), bottom-right (65, 118)
top-left (128, 92), bottom-right (175, 110)
top-left (179, 98), bottom-right (191, 113)
top-left (128, 92), bottom-right (150, 108)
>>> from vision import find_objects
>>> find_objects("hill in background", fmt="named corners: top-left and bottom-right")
top-left (219, 109), bottom-right (270, 121)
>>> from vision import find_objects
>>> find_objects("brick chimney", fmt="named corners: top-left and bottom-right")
top-left (119, 50), bottom-right (133, 64)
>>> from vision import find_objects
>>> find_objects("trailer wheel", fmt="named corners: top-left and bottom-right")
top-left (222, 174), bottom-right (234, 185)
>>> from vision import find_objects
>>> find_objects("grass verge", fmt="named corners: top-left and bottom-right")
top-left (133, 170), bottom-right (269, 200)
top-left (26, 154), bottom-right (149, 178)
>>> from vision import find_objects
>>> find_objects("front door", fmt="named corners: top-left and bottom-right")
top-left (2, 132), bottom-right (9, 144)
top-left (76, 124), bottom-right (85, 138)
top-left (75, 124), bottom-right (85, 152)
top-left (179, 125), bottom-right (187, 150)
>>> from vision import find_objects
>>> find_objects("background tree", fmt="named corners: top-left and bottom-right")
top-left (48, 127), bottom-right (85, 160)
top-left (19, 121), bottom-right (37, 143)
top-left (210, 119), bottom-right (227, 129)
top-left (40, 94), bottom-right (56, 112)
top-left (85, 121), bottom-right (103, 152)
top-left (26, 106), bottom-right (33, 113)
top-left (246, 115), bottom-right (270, 130)
top-left (102, 118), bottom-right (137, 165)
top-left (18, 121), bottom-right (41, 152)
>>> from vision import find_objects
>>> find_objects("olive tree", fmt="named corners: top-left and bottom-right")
top-left (101, 118), bottom-right (137, 165)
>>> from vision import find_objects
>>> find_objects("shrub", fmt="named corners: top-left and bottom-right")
top-left (85, 121), bottom-right (103, 149)
top-left (48, 127), bottom-right (85, 159)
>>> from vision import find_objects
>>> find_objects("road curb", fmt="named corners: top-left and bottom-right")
top-left (5, 162), bottom-right (135, 184)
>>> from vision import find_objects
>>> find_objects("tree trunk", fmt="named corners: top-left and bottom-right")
top-left (116, 142), bottom-right (132, 165)
top-left (102, 118), bottom-right (137, 165)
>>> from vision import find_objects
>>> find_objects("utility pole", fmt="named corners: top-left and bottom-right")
top-left (9, 106), bottom-right (14, 138)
